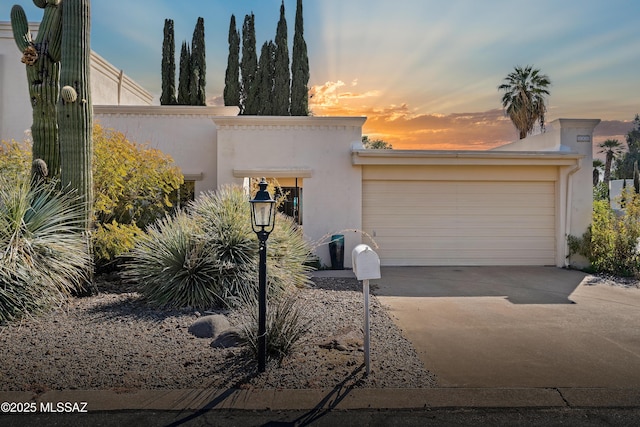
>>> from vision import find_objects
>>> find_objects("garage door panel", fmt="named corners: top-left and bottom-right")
top-left (363, 180), bottom-right (556, 266)
top-left (370, 224), bottom-right (555, 239)
top-left (362, 204), bottom-right (553, 216)
top-left (375, 236), bottom-right (554, 250)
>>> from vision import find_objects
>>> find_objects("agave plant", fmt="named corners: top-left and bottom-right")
top-left (0, 175), bottom-right (91, 322)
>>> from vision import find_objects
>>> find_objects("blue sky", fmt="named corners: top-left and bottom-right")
top-left (2, 0), bottom-right (639, 149)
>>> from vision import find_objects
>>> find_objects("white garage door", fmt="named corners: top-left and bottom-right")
top-left (363, 180), bottom-right (556, 266)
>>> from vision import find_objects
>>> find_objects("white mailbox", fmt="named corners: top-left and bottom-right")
top-left (351, 244), bottom-right (381, 280)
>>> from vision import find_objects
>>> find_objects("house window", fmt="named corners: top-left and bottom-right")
top-left (277, 185), bottom-right (302, 226)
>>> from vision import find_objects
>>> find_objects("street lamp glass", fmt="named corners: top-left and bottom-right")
top-left (250, 178), bottom-right (276, 232)
top-left (253, 201), bottom-right (274, 227)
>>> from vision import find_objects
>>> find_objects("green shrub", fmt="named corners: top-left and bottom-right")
top-left (92, 221), bottom-right (143, 270)
top-left (92, 125), bottom-right (184, 269)
top-left (93, 124), bottom-right (184, 229)
top-left (570, 192), bottom-right (640, 276)
top-left (0, 140), bottom-right (30, 182)
top-left (0, 176), bottom-right (91, 322)
top-left (593, 182), bottom-right (609, 201)
top-left (125, 185), bottom-right (313, 309)
top-left (2, 128), bottom-right (183, 270)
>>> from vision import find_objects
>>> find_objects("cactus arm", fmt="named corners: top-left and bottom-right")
top-left (59, 0), bottom-right (93, 228)
top-left (35, 2), bottom-right (63, 62)
top-left (10, 2), bottom-right (63, 181)
top-left (10, 5), bottom-right (31, 52)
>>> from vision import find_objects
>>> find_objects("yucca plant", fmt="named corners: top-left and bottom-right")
top-left (236, 288), bottom-right (310, 360)
top-left (192, 185), bottom-right (313, 306)
top-left (0, 175), bottom-right (91, 322)
top-left (125, 185), bottom-right (313, 309)
top-left (124, 211), bottom-right (221, 308)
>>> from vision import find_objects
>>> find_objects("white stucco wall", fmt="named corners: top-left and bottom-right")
top-left (493, 118), bottom-right (601, 266)
top-left (213, 116), bottom-right (366, 268)
top-left (0, 21), bottom-right (153, 143)
top-left (94, 106), bottom-right (239, 196)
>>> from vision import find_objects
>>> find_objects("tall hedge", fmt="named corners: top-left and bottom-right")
top-left (241, 13), bottom-right (258, 115)
top-left (291, 0), bottom-right (309, 116)
top-left (256, 41), bottom-right (276, 115)
top-left (224, 15), bottom-right (240, 107)
top-left (177, 41), bottom-right (191, 105)
top-left (161, 19), bottom-right (177, 105)
top-left (273, 1), bottom-right (290, 115)
top-left (190, 17), bottom-right (206, 106)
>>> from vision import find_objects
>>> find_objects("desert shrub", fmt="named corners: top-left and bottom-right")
top-left (192, 185), bottom-right (313, 306)
top-left (123, 211), bottom-right (220, 308)
top-left (92, 221), bottom-right (143, 270)
top-left (2, 128), bottom-right (183, 269)
top-left (570, 192), bottom-right (640, 276)
top-left (0, 140), bottom-right (30, 182)
top-left (92, 125), bottom-right (184, 267)
top-left (593, 182), bottom-right (609, 201)
top-left (93, 124), bottom-right (184, 229)
top-left (125, 185), bottom-right (313, 309)
top-left (236, 289), bottom-right (310, 360)
top-left (190, 185), bottom-right (258, 305)
top-left (0, 175), bottom-right (91, 322)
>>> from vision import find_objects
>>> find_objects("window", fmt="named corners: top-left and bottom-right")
top-left (277, 186), bottom-right (302, 225)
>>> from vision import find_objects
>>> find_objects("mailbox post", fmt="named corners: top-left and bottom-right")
top-left (351, 244), bottom-right (381, 375)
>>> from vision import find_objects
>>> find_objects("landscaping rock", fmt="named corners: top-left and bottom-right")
top-left (188, 314), bottom-right (230, 338)
top-left (319, 328), bottom-right (363, 352)
top-left (210, 328), bottom-right (244, 349)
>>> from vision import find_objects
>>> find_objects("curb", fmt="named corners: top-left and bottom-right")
top-left (1, 388), bottom-right (639, 412)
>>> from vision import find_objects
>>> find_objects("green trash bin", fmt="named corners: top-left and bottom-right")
top-left (329, 234), bottom-right (344, 270)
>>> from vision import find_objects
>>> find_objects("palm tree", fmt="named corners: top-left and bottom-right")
top-left (498, 65), bottom-right (551, 139)
top-left (598, 139), bottom-right (623, 185)
top-left (593, 159), bottom-right (604, 186)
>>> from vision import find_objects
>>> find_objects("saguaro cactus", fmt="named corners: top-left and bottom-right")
top-left (58, 0), bottom-right (93, 229)
top-left (10, 0), bottom-right (63, 179)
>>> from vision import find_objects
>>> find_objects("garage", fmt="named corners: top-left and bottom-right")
top-left (352, 147), bottom-right (587, 267)
top-left (362, 179), bottom-right (556, 266)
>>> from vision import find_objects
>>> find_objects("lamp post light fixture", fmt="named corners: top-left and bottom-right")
top-left (249, 178), bottom-right (276, 372)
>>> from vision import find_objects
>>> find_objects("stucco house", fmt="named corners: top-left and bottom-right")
top-left (1, 21), bottom-right (598, 269)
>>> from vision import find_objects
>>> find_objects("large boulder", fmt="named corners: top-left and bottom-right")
top-left (188, 315), bottom-right (230, 339)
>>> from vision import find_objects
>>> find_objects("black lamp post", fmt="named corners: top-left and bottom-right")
top-left (249, 178), bottom-right (276, 372)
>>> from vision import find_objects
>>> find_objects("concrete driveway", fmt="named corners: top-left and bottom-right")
top-left (372, 266), bottom-right (640, 388)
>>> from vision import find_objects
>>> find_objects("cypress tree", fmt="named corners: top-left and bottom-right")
top-left (190, 17), bottom-right (206, 106)
top-left (241, 13), bottom-right (258, 115)
top-left (177, 41), bottom-right (191, 105)
top-left (256, 41), bottom-right (276, 115)
top-left (160, 19), bottom-right (177, 105)
top-left (224, 15), bottom-right (240, 107)
top-left (273, 1), bottom-right (290, 115)
top-left (291, 0), bottom-right (310, 116)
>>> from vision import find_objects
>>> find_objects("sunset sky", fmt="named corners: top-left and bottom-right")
top-left (2, 0), bottom-right (638, 152)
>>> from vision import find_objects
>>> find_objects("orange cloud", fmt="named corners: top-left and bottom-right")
top-left (309, 80), bottom-right (635, 151)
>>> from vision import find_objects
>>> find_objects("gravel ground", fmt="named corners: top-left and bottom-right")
top-left (0, 275), bottom-right (436, 393)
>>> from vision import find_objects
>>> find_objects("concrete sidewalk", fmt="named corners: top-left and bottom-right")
top-left (1, 386), bottom-right (639, 412)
